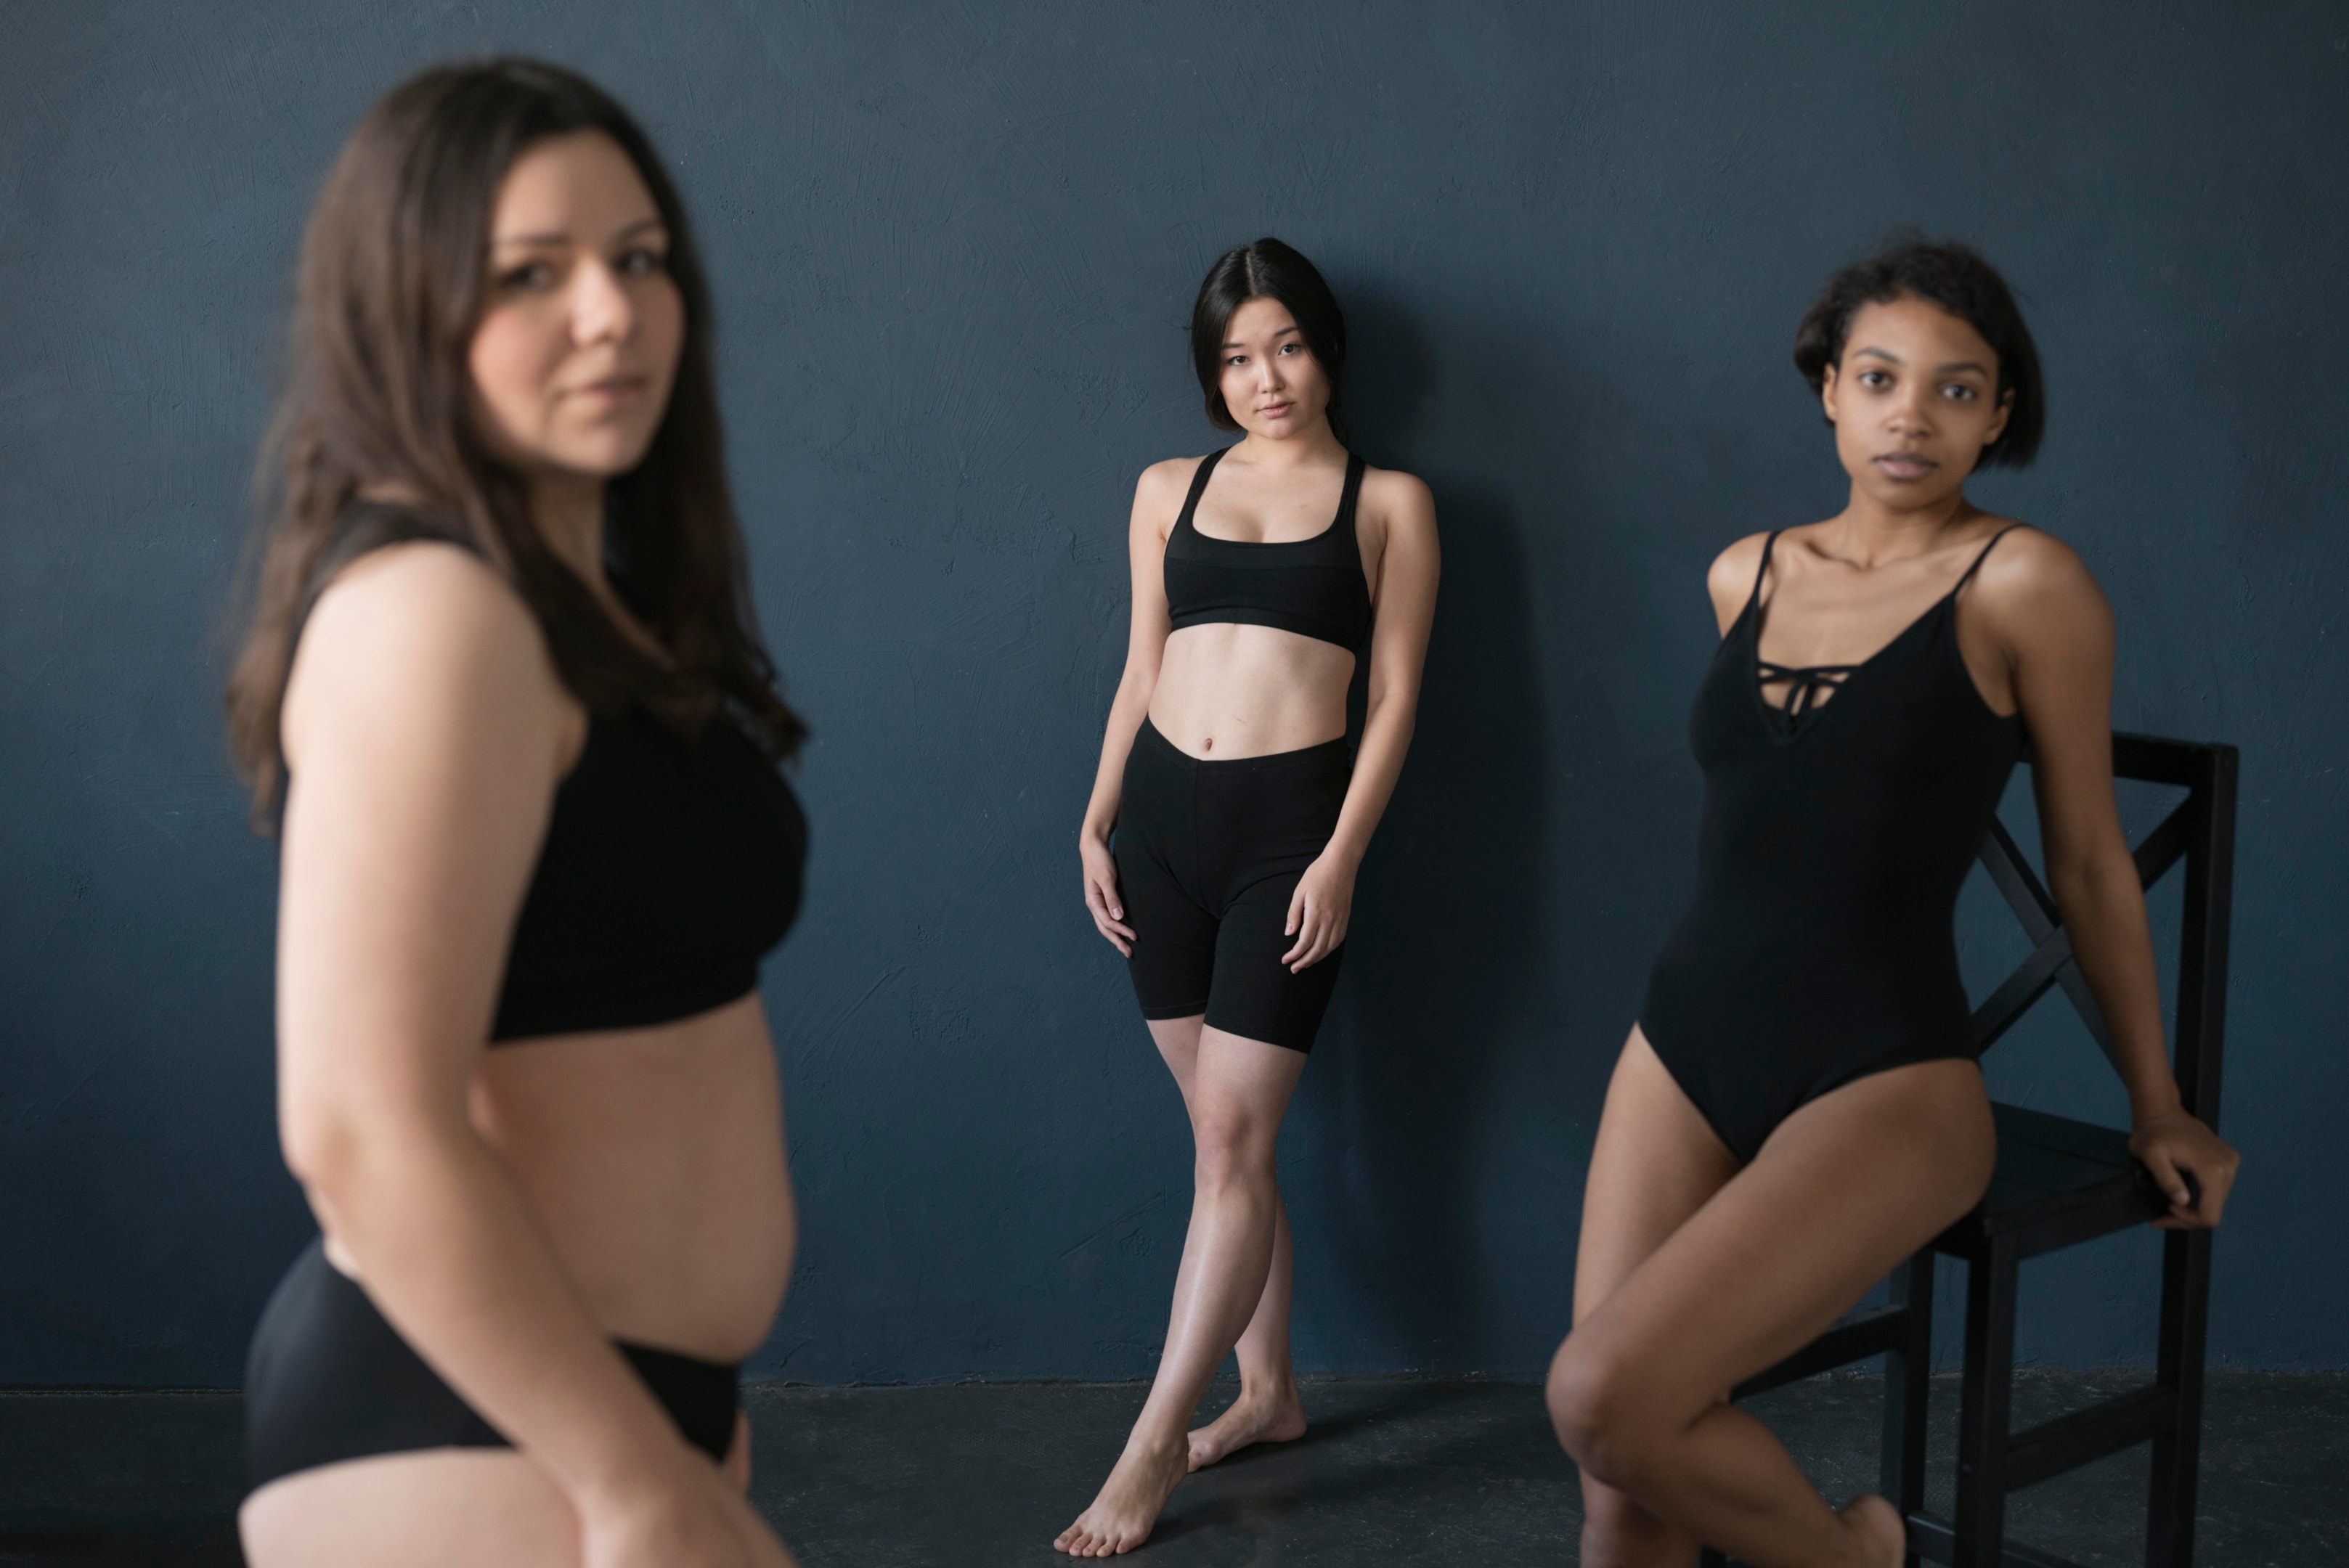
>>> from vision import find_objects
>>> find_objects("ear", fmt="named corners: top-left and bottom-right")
top-left (1982, 385), bottom-right (2015, 451)
top-left (1819, 362), bottom-right (1841, 426)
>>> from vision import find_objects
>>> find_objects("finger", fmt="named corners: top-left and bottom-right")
top-left (1085, 876), bottom-right (1126, 924)
top-left (1288, 920), bottom-right (1327, 972)
top-left (1091, 915), bottom-right (1133, 956)
top-left (2139, 1146), bottom-right (2194, 1212)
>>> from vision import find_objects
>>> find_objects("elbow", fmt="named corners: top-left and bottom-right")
top-left (280, 1092), bottom-right (372, 1201)
top-left (279, 1084), bottom-right (446, 1209)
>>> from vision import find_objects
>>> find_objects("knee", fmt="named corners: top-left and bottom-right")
top-left (1545, 1339), bottom-right (1665, 1490)
top-left (1190, 1103), bottom-right (1275, 1188)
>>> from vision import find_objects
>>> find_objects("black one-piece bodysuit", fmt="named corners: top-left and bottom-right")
top-left (1639, 527), bottom-right (2024, 1163)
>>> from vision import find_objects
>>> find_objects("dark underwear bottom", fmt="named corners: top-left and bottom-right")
top-left (245, 1237), bottom-right (738, 1495)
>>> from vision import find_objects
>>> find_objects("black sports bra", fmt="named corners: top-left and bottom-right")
top-left (1162, 447), bottom-right (1373, 651)
top-left (289, 503), bottom-right (807, 1045)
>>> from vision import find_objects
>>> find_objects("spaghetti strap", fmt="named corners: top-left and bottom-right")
top-left (1748, 530), bottom-right (1783, 611)
top-left (1173, 447), bottom-right (1233, 536)
top-left (1953, 524), bottom-right (2024, 593)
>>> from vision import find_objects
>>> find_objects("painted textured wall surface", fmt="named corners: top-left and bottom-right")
top-left (2, 1), bottom-right (2342, 1385)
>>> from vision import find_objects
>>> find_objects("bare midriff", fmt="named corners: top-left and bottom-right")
top-left (1147, 623), bottom-right (1355, 759)
top-left (322, 991), bottom-right (791, 1363)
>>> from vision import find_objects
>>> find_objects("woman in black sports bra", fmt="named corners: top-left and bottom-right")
top-left (1059, 240), bottom-right (1439, 1556)
top-left (1544, 240), bottom-right (2239, 1568)
top-left (224, 62), bottom-right (802, 1568)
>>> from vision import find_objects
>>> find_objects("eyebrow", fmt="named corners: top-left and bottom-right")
top-left (1851, 346), bottom-right (1990, 375)
top-left (490, 216), bottom-right (666, 250)
top-left (1222, 327), bottom-right (1301, 351)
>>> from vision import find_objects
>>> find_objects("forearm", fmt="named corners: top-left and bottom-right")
top-left (2048, 853), bottom-right (2181, 1124)
top-left (1081, 675), bottom-right (1155, 842)
top-left (1323, 687), bottom-right (1418, 865)
top-left (303, 1119), bottom-right (689, 1505)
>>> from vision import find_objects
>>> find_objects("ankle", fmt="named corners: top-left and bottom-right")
top-left (1237, 1372), bottom-right (1298, 1406)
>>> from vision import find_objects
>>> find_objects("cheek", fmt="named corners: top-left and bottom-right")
top-left (639, 279), bottom-right (685, 388)
top-left (468, 308), bottom-right (556, 430)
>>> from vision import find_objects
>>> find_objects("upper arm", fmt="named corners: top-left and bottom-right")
top-left (275, 544), bottom-right (577, 1170)
top-left (1362, 469), bottom-right (1439, 699)
top-left (1977, 532), bottom-right (2123, 875)
top-left (1120, 458), bottom-right (1193, 689)
top-left (1706, 532), bottom-right (1771, 637)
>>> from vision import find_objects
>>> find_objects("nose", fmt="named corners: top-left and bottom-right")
top-left (1886, 375), bottom-right (1937, 432)
top-left (569, 258), bottom-right (636, 348)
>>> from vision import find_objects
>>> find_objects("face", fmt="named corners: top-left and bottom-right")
top-left (466, 131), bottom-right (683, 482)
top-left (1217, 297), bottom-right (1330, 440)
top-left (1820, 294), bottom-right (2014, 507)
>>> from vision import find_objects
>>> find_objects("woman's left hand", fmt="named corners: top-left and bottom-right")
top-left (2129, 1110), bottom-right (2240, 1229)
top-left (1282, 851), bottom-right (1358, 973)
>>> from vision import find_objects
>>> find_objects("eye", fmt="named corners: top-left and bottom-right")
top-left (497, 260), bottom-right (557, 292)
top-left (615, 245), bottom-right (667, 278)
top-left (1226, 354), bottom-right (1247, 367)
top-left (1278, 341), bottom-right (1300, 356)
top-left (1942, 383), bottom-right (1979, 401)
top-left (1857, 369), bottom-right (1891, 389)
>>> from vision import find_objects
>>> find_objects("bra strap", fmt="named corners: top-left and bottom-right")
top-left (1335, 452), bottom-right (1367, 537)
top-left (1173, 447), bottom-right (1232, 535)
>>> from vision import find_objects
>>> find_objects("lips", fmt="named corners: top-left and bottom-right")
top-left (1874, 452), bottom-right (1937, 478)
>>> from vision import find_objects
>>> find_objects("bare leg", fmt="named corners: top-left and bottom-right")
top-left (1054, 1023), bottom-right (1308, 1556)
top-left (1571, 1027), bottom-right (1739, 1568)
top-left (1187, 1189), bottom-right (1307, 1469)
top-left (1547, 1031), bottom-right (1992, 1568)
top-left (1144, 1016), bottom-right (1308, 1471)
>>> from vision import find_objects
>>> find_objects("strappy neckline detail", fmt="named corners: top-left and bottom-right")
top-left (1175, 446), bottom-right (1365, 548)
top-left (1743, 524), bottom-right (2022, 740)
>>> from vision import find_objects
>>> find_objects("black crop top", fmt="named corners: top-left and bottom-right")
top-left (289, 503), bottom-right (807, 1045)
top-left (1162, 447), bottom-right (1373, 650)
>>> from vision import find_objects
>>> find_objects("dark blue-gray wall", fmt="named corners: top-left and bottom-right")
top-left (3, 1), bottom-right (2342, 1385)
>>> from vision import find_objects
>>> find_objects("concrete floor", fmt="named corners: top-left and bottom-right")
top-left (1, 1371), bottom-right (2340, 1565)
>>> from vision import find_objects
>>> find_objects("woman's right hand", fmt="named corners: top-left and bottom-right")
top-left (1080, 830), bottom-right (1136, 956)
top-left (581, 1453), bottom-right (798, 1568)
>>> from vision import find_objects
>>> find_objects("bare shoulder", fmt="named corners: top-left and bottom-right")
top-left (1131, 454), bottom-right (1209, 539)
top-left (1966, 526), bottom-right (2110, 638)
top-left (1707, 529), bottom-right (1774, 603)
top-left (285, 542), bottom-right (569, 760)
top-left (1359, 463), bottom-right (1436, 536)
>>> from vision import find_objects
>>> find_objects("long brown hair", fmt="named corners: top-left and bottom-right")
top-left (225, 58), bottom-right (803, 822)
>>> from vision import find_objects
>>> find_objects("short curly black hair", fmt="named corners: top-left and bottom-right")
top-left (1792, 234), bottom-right (2044, 468)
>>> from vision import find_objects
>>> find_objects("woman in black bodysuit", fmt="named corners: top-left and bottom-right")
top-left (227, 62), bottom-right (802, 1568)
top-left (1059, 240), bottom-right (1439, 1556)
top-left (1546, 240), bottom-right (2239, 1568)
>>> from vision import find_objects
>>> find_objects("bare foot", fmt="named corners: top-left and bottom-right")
top-left (1054, 1432), bottom-right (1189, 1557)
top-left (1186, 1384), bottom-right (1308, 1471)
top-left (1837, 1494), bottom-right (1908, 1568)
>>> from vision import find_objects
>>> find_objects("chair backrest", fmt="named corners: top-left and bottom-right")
top-left (1969, 732), bottom-right (2238, 1130)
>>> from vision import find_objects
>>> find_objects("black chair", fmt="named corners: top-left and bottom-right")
top-left (1698, 733), bottom-right (2236, 1568)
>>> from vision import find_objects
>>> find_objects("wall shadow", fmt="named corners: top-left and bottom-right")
top-left (1287, 280), bottom-right (1553, 1370)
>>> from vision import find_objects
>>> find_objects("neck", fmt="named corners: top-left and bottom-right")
top-left (1234, 415), bottom-right (1346, 470)
top-left (1824, 484), bottom-right (1981, 566)
top-left (530, 470), bottom-right (608, 588)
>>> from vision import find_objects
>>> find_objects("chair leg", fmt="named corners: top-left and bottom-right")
top-left (1881, 1250), bottom-right (1934, 1567)
top-left (2147, 1227), bottom-right (2212, 1568)
top-left (1951, 1241), bottom-right (2017, 1568)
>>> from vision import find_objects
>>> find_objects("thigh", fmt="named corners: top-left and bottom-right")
top-left (1186, 1024), bottom-right (1311, 1156)
top-left (1575, 1026), bottom-right (1741, 1328)
top-left (1574, 1056), bottom-right (1995, 1418)
top-left (1203, 871), bottom-right (1342, 1053)
top-left (1115, 832), bottom-right (1218, 1021)
top-left (242, 1450), bottom-right (578, 1568)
